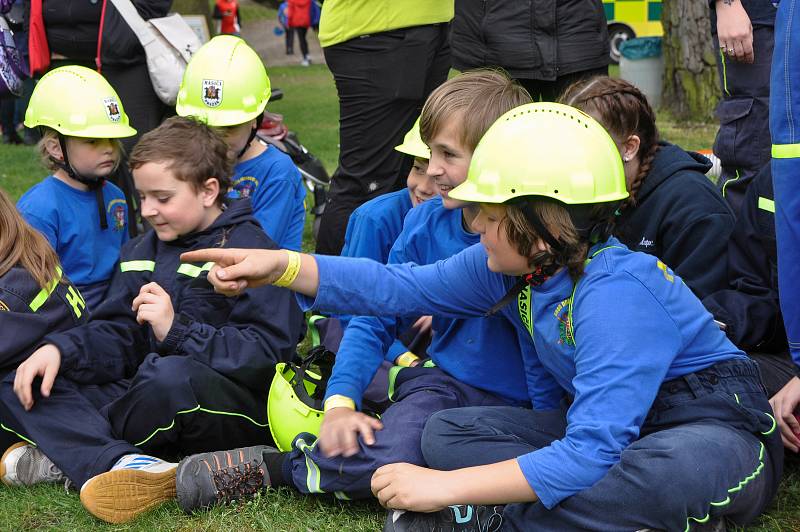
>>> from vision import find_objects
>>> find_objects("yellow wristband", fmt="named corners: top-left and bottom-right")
top-left (324, 395), bottom-right (356, 412)
top-left (273, 250), bottom-right (301, 287)
top-left (396, 351), bottom-right (420, 367)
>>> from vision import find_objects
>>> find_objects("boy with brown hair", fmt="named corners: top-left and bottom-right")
top-left (0, 116), bottom-right (302, 524)
top-left (173, 70), bottom-right (563, 511)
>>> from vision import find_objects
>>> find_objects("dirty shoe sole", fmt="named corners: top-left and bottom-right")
top-left (80, 466), bottom-right (177, 524)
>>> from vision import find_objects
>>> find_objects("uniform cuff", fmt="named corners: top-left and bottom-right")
top-left (159, 313), bottom-right (191, 354)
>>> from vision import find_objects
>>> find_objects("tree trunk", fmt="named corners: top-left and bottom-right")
top-left (661, 0), bottom-right (719, 120)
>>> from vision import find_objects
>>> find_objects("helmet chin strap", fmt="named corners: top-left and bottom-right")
top-left (237, 113), bottom-right (264, 160)
top-left (56, 135), bottom-right (109, 230)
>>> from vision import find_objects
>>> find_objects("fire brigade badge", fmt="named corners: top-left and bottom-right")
top-left (103, 98), bottom-right (121, 122)
top-left (202, 79), bottom-right (224, 107)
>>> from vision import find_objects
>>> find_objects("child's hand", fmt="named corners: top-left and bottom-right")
top-left (14, 344), bottom-right (61, 411)
top-left (180, 248), bottom-right (296, 296)
top-left (132, 282), bottom-right (175, 342)
top-left (371, 463), bottom-right (451, 512)
top-left (769, 376), bottom-right (800, 452)
top-left (317, 407), bottom-right (383, 458)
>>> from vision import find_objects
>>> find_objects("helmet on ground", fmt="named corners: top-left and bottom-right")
top-left (449, 102), bottom-right (627, 207)
top-left (24, 65), bottom-right (136, 138)
top-left (267, 347), bottom-right (335, 452)
top-left (394, 118), bottom-right (430, 159)
top-left (177, 35), bottom-right (271, 127)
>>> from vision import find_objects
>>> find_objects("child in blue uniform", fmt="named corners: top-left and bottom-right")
top-left (0, 187), bottom-right (88, 486)
top-left (561, 76), bottom-right (735, 298)
top-left (16, 66), bottom-right (136, 309)
top-left (180, 103), bottom-right (782, 531)
top-left (0, 117), bottom-right (302, 525)
top-left (315, 118), bottom-right (436, 358)
top-left (177, 35), bottom-right (306, 251)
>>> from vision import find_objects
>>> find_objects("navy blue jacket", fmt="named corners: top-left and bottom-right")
top-left (704, 164), bottom-right (786, 353)
top-left (615, 142), bottom-right (735, 298)
top-left (0, 266), bottom-right (88, 372)
top-left (45, 199), bottom-right (303, 390)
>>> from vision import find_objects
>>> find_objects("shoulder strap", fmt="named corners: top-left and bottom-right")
top-left (109, 0), bottom-right (156, 45)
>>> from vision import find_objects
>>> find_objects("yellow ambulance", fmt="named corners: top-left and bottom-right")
top-left (604, 0), bottom-right (664, 63)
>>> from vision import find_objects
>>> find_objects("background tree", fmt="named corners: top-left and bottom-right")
top-left (661, 0), bottom-right (719, 120)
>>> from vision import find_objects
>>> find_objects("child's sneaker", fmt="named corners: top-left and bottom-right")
top-left (1, 442), bottom-right (65, 487)
top-left (79, 454), bottom-right (177, 524)
top-left (384, 505), bottom-right (505, 532)
top-left (176, 445), bottom-right (279, 513)
top-left (301, 55), bottom-right (311, 67)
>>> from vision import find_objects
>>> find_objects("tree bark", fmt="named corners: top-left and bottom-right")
top-left (662, 0), bottom-right (719, 120)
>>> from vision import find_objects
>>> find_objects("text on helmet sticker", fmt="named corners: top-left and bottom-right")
top-left (202, 79), bottom-right (224, 107)
top-left (103, 98), bottom-right (121, 122)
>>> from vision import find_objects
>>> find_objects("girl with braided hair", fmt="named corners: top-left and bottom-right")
top-left (561, 76), bottom-right (735, 298)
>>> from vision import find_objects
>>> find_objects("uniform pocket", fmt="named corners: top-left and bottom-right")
top-left (713, 97), bottom-right (756, 169)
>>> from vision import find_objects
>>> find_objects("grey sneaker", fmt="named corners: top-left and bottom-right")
top-left (385, 505), bottom-right (505, 532)
top-left (1, 442), bottom-right (65, 487)
top-left (176, 445), bottom-right (279, 513)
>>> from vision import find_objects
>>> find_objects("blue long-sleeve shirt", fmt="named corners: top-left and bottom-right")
top-left (770, 0), bottom-right (800, 366)
top-left (339, 188), bottom-right (414, 363)
top-left (228, 145), bottom-right (306, 251)
top-left (325, 196), bottom-right (556, 409)
top-left (299, 238), bottom-right (743, 508)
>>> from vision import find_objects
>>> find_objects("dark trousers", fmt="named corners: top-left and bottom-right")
top-left (0, 354), bottom-right (272, 487)
top-left (315, 24), bottom-right (451, 255)
top-left (285, 27), bottom-right (295, 53)
top-left (290, 26), bottom-right (309, 57)
top-left (751, 352), bottom-right (796, 397)
top-left (422, 358), bottom-right (782, 531)
top-left (712, 25), bottom-right (774, 215)
top-left (516, 66), bottom-right (609, 102)
top-left (284, 367), bottom-right (510, 499)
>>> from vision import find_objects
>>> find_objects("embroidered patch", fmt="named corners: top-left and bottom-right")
top-left (231, 175), bottom-right (259, 199)
top-left (202, 79), bottom-right (224, 107)
top-left (0, 300), bottom-right (8, 311)
top-left (103, 97), bottom-right (121, 122)
top-left (553, 298), bottom-right (575, 347)
top-left (107, 199), bottom-right (127, 232)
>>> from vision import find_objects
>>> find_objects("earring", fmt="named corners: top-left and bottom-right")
top-left (623, 156), bottom-right (631, 162)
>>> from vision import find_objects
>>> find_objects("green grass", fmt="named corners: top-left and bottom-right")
top-left (2, 63), bottom-right (800, 530)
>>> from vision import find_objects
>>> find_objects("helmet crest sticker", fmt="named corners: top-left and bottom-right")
top-left (202, 79), bottom-right (224, 107)
top-left (103, 98), bottom-right (121, 122)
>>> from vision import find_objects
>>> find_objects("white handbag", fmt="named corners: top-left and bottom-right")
top-left (110, 0), bottom-right (202, 106)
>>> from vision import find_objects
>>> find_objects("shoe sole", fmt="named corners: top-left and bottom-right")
top-left (80, 467), bottom-right (177, 524)
top-left (0, 442), bottom-right (28, 486)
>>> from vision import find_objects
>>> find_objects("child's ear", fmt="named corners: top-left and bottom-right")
top-left (622, 134), bottom-right (641, 163)
top-left (44, 136), bottom-right (63, 161)
top-left (201, 177), bottom-right (221, 207)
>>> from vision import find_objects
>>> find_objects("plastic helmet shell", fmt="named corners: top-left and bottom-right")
top-left (267, 362), bottom-right (324, 452)
top-left (449, 102), bottom-right (628, 206)
top-left (177, 35), bottom-right (271, 127)
top-left (24, 65), bottom-right (136, 138)
top-left (394, 117), bottom-right (430, 159)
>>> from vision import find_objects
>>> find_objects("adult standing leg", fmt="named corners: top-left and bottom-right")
top-left (315, 24), bottom-right (450, 255)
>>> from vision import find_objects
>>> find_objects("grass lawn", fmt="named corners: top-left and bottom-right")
top-left (1, 60), bottom-right (799, 530)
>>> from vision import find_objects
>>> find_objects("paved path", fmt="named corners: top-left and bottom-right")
top-left (241, 18), bottom-right (326, 68)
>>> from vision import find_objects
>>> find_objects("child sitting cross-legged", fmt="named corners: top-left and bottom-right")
top-left (0, 116), bottom-right (302, 524)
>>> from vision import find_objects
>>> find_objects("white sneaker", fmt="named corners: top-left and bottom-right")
top-left (1, 442), bottom-right (65, 487)
top-left (301, 57), bottom-right (310, 67)
top-left (80, 454), bottom-right (177, 524)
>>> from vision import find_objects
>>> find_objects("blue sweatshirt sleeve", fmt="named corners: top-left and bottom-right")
top-left (517, 272), bottom-right (679, 508)
top-left (770, 0), bottom-right (800, 366)
top-left (251, 160), bottom-right (305, 251)
top-left (326, 225), bottom-right (417, 405)
top-left (18, 210), bottom-right (58, 250)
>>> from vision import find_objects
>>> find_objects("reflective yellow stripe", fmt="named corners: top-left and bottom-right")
top-left (134, 404), bottom-right (268, 447)
top-left (176, 261), bottom-right (214, 277)
top-left (120, 260), bottom-right (155, 272)
top-left (772, 143), bottom-right (800, 159)
top-left (29, 267), bottom-right (62, 312)
top-left (296, 437), bottom-right (323, 493)
top-left (721, 169), bottom-right (740, 198)
top-left (720, 49), bottom-right (730, 96)
top-left (0, 423), bottom-right (37, 446)
top-left (758, 197), bottom-right (776, 213)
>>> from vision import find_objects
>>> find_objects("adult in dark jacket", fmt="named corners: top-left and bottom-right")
top-left (562, 77), bottom-right (734, 298)
top-left (703, 164), bottom-right (795, 397)
top-left (452, 0), bottom-right (609, 101)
